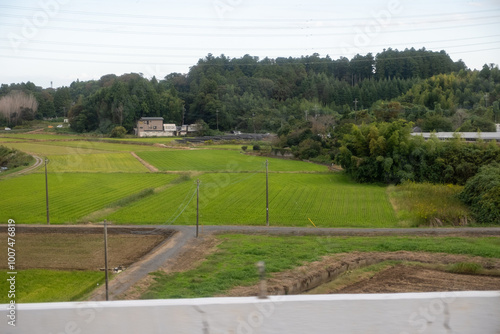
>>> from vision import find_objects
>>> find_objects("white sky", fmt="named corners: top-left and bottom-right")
top-left (1, 0), bottom-right (499, 88)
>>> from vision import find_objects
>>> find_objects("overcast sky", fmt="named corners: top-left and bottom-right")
top-left (1, 0), bottom-right (499, 88)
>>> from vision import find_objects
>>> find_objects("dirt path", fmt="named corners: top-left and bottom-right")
top-left (3, 154), bottom-right (44, 178)
top-left (89, 227), bottom-right (195, 301)
top-left (130, 151), bottom-right (159, 172)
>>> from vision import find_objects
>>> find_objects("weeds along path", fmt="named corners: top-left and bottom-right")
top-left (130, 151), bottom-right (159, 172)
top-left (87, 225), bottom-right (500, 301)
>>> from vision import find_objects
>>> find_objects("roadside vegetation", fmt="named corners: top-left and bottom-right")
top-left (388, 182), bottom-right (471, 226)
top-left (0, 145), bottom-right (34, 170)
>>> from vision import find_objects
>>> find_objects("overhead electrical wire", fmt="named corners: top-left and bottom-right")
top-left (0, 12), bottom-right (498, 30)
top-left (0, 20), bottom-right (498, 38)
top-left (1, 47), bottom-right (499, 67)
top-left (0, 4), bottom-right (498, 23)
top-left (1, 34), bottom-right (498, 52)
top-left (3, 40), bottom-right (499, 60)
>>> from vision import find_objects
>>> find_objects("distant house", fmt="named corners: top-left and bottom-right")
top-left (135, 117), bottom-right (200, 137)
top-left (135, 117), bottom-right (165, 137)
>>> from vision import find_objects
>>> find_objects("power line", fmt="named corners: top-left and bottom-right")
top-left (7, 40), bottom-right (500, 60)
top-left (0, 4), bottom-right (498, 23)
top-left (1, 47), bottom-right (499, 67)
top-left (1, 34), bottom-right (499, 52)
top-left (1, 20), bottom-right (498, 38)
top-left (0, 12), bottom-right (497, 30)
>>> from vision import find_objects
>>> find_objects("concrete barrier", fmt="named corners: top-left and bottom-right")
top-left (2, 291), bottom-right (499, 333)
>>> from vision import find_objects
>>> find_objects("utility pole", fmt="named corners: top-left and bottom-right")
top-left (182, 105), bottom-right (186, 125)
top-left (44, 158), bottom-right (50, 225)
top-left (196, 179), bottom-right (200, 238)
top-left (216, 109), bottom-right (219, 131)
top-left (266, 160), bottom-right (269, 227)
top-left (305, 110), bottom-right (308, 122)
top-left (103, 219), bottom-right (109, 301)
top-left (353, 98), bottom-right (358, 111)
top-left (252, 113), bottom-right (256, 133)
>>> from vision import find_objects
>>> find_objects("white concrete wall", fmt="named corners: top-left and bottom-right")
top-left (138, 130), bottom-right (175, 137)
top-left (2, 291), bottom-right (499, 334)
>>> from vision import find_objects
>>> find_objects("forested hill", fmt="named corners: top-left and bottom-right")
top-left (2, 47), bottom-right (499, 135)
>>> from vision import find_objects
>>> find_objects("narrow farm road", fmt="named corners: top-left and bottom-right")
top-left (130, 151), bottom-right (159, 172)
top-left (3, 154), bottom-right (44, 178)
top-left (86, 225), bottom-right (500, 301)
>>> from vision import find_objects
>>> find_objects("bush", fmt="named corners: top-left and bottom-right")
top-left (110, 126), bottom-right (127, 138)
top-left (459, 162), bottom-right (500, 224)
top-left (253, 144), bottom-right (260, 151)
top-left (241, 146), bottom-right (247, 151)
top-left (0, 145), bottom-right (34, 169)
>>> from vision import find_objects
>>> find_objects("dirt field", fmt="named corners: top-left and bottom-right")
top-left (0, 231), bottom-right (171, 270)
top-left (332, 264), bottom-right (500, 294)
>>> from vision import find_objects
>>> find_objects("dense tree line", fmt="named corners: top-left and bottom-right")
top-left (0, 48), bottom-right (473, 132)
top-left (336, 120), bottom-right (500, 185)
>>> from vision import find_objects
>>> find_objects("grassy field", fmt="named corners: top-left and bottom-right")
top-left (388, 182), bottom-right (471, 226)
top-left (0, 173), bottom-right (177, 223)
top-left (44, 140), bottom-right (165, 152)
top-left (137, 150), bottom-right (327, 172)
top-left (0, 270), bottom-right (104, 303)
top-left (0, 137), bottom-right (31, 142)
top-left (1, 142), bottom-right (112, 155)
top-left (106, 173), bottom-right (397, 227)
top-left (45, 153), bottom-right (149, 173)
top-left (143, 234), bottom-right (500, 299)
top-left (0, 133), bottom-right (79, 140)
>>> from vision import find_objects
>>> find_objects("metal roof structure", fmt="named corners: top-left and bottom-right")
top-left (138, 117), bottom-right (164, 120)
top-left (412, 132), bottom-right (500, 141)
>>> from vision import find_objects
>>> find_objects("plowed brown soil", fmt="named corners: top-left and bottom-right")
top-left (334, 264), bottom-right (500, 294)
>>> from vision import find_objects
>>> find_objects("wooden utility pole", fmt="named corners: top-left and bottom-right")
top-left (216, 109), bottom-right (219, 130)
top-left (104, 219), bottom-right (109, 301)
top-left (353, 98), bottom-right (358, 111)
top-left (196, 179), bottom-right (200, 238)
top-left (266, 160), bottom-right (269, 227)
top-left (44, 158), bottom-right (50, 225)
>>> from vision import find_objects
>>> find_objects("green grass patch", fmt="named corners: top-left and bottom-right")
top-left (107, 173), bottom-right (398, 227)
top-left (447, 262), bottom-right (483, 275)
top-left (44, 140), bottom-right (165, 152)
top-left (2, 142), bottom-right (111, 155)
top-left (143, 234), bottom-right (500, 299)
top-left (107, 187), bottom-right (155, 208)
top-left (137, 150), bottom-right (327, 172)
top-left (0, 133), bottom-right (80, 140)
top-left (45, 152), bottom-right (149, 173)
top-left (0, 269), bottom-right (104, 303)
top-left (388, 181), bottom-right (472, 227)
top-left (0, 137), bottom-right (31, 142)
top-left (0, 173), bottom-right (177, 223)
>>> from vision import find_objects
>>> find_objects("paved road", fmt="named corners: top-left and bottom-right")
top-left (81, 224), bottom-right (500, 300)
